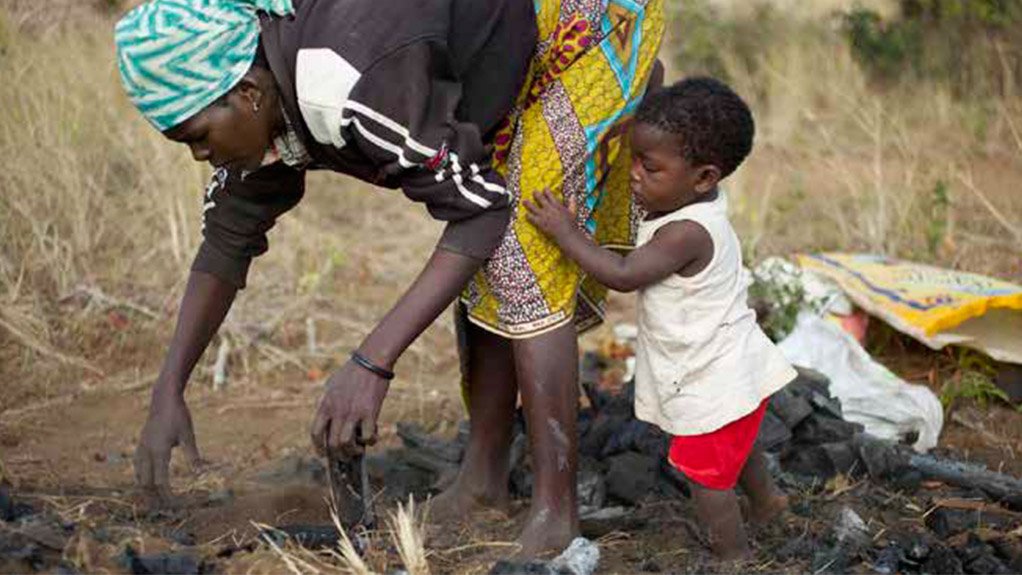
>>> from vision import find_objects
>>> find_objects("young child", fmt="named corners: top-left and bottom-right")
top-left (525, 77), bottom-right (794, 560)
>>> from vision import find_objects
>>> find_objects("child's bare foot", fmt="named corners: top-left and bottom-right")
top-left (512, 506), bottom-right (579, 559)
top-left (747, 493), bottom-right (789, 525)
top-left (428, 473), bottom-right (510, 524)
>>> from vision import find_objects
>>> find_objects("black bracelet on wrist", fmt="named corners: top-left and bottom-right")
top-left (350, 351), bottom-right (395, 380)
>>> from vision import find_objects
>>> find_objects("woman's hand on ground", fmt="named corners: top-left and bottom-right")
top-left (525, 189), bottom-right (577, 240)
top-left (310, 358), bottom-right (389, 458)
top-left (133, 390), bottom-right (202, 503)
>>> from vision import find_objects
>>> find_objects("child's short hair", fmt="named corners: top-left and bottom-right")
top-left (635, 77), bottom-right (754, 178)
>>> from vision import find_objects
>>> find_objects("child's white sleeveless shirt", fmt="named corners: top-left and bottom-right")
top-left (633, 192), bottom-right (796, 436)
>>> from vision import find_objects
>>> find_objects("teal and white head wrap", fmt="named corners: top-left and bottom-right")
top-left (115, 0), bottom-right (294, 131)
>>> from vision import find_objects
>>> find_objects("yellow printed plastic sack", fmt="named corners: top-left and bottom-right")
top-left (796, 253), bottom-right (1022, 364)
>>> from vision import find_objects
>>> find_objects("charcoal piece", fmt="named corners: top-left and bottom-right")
top-left (906, 451), bottom-right (1022, 510)
top-left (577, 458), bottom-right (606, 512)
top-left (0, 484), bottom-right (34, 523)
top-left (120, 547), bottom-right (201, 575)
top-left (205, 488), bottom-right (233, 506)
top-left (510, 468), bottom-right (532, 499)
top-left (923, 544), bottom-right (964, 575)
top-left (964, 554), bottom-right (1010, 574)
top-left (509, 431), bottom-right (528, 471)
top-left (994, 363), bottom-right (1022, 405)
top-left (579, 352), bottom-right (606, 411)
top-left (0, 536), bottom-right (43, 572)
top-left (605, 452), bottom-right (658, 506)
top-left (580, 507), bottom-right (646, 539)
top-left (781, 442), bottom-right (858, 478)
top-left (794, 417), bottom-right (864, 445)
top-left (169, 530), bottom-right (197, 547)
top-left (639, 558), bottom-right (662, 572)
top-left (991, 536), bottom-right (1022, 572)
top-left (821, 442), bottom-right (861, 476)
top-left (809, 391), bottom-right (845, 420)
top-left (488, 560), bottom-right (553, 575)
top-left (633, 427), bottom-right (669, 460)
top-left (265, 525), bottom-right (340, 549)
top-left (955, 534), bottom-right (1011, 575)
top-left (400, 449), bottom-right (458, 476)
top-left (600, 420), bottom-right (664, 459)
top-left (15, 518), bottom-right (68, 550)
top-left (456, 419), bottom-right (471, 448)
top-left (365, 452), bottom-right (432, 502)
top-left (328, 452), bottom-right (374, 528)
top-left (872, 544), bottom-right (903, 575)
top-left (925, 505), bottom-right (1019, 539)
top-left (782, 445), bottom-right (837, 479)
top-left (758, 410), bottom-right (793, 452)
top-left (579, 412), bottom-right (627, 458)
top-left (396, 422), bottom-right (463, 463)
top-left (775, 535), bottom-right (812, 561)
top-left (769, 388), bottom-right (814, 429)
top-left (794, 366), bottom-right (832, 393)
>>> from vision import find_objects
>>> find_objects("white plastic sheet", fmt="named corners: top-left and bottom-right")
top-left (779, 313), bottom-right (944, 452)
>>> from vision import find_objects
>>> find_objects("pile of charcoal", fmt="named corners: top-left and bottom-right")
top-left (369, 354), bottom-right (1022, 573)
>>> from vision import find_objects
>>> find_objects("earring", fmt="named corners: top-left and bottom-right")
top-left (253, 101), bottom-right (260, 114)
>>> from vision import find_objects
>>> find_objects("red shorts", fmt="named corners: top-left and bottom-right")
top-left (667, 399), bottom-right (769, 490)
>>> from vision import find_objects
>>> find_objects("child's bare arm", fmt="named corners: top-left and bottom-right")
top-left (525, 190), bottom-right (709, 292)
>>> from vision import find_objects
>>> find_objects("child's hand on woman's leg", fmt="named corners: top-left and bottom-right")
top-left (524, 189), bottom-right (578, 241)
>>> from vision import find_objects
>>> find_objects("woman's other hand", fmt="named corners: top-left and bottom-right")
top-left (310, 357), bottom-right (389, 458)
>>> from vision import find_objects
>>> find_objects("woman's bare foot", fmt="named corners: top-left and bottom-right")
top-left (512, 506), bottom-right (579, 559)
top-left (428, 471), bottom-right (510, 525)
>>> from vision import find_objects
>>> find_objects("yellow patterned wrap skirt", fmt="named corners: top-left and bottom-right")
top-left (461, 0), bottom-right (665, 339)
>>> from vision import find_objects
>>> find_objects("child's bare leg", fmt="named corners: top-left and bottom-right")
top-left (737, 445), bottom-right (788, 524)
top-left (512, 322), bottom-right (580, 558)
top-left (431, 323), bottom-right (517, 520)
top-left (689, 483), bottom-right (750, 561)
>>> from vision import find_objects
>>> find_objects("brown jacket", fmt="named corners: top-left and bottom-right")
top-left (192, 0), bottom-right (536, 288)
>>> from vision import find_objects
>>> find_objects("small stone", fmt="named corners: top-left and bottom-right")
top-left (549, 537), bottom-right (599, 575)
top-left (908, 541), bottom-right (931, 562)
top-left (834, 507), bottom-right (869, 548)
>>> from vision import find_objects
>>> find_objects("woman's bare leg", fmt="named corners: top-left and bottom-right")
top-left (430, 322), bottom-right (518, 519)
top-left (512, 322), bottom-right (580, 557)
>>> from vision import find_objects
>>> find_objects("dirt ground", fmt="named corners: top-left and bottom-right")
top-left (2, 281), bottom-right (1022, 573)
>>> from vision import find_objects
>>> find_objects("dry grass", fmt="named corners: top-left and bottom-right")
top-left (0, 5), bottom-right (461, 418)
top-left (255, 496), bottom-right (430, 575)
top-left (665, 4), bottom-right (1022, 280)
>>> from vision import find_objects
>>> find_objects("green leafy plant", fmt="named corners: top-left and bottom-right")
top-left (940, 350), bottom-right (1018, 411)
top-left (940, 369), bottom-right (1013, 410)
top-left (749, 263), bottom-right (822, 342)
